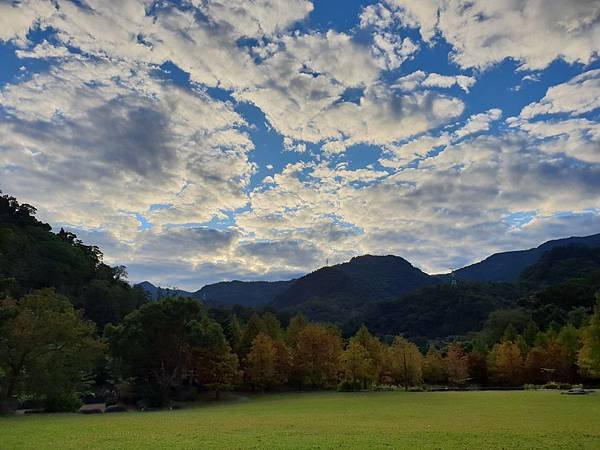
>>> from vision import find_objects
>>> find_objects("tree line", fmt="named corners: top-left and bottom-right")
top-left (2, 289), bottom-right (600, 411)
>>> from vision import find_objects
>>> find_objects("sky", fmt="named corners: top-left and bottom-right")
top-left (0, 0), bottom-right (599, 290)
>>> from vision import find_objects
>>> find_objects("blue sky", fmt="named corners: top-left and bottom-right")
top-left (1, 0), bottom-right (599, 289)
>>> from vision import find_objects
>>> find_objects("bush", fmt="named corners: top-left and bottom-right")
top-left (337, 380), bottom-right (362, 392)
top-left (44, 394), bottom-right (82, 412)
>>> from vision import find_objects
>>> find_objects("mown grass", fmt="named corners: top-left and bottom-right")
top-left (1, 391), bottom-right (599, 449)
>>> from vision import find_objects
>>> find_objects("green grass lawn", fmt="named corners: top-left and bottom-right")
top-left (1, 391), bottom-right (599, 449)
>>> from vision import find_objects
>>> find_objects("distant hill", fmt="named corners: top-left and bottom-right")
top-left (270, 255), bottom-right (438, 322)
top-left (136, 279), bottom-right (293, 307)
top-left (454, 233), bottom-right (600, 283)
top-left (197, 280), bottom-right (294, 307)
top-left (135, 281), bottom-right (193, 301)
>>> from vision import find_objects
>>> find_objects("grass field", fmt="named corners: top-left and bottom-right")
top-left (1, 391), bottom-right (599, 449)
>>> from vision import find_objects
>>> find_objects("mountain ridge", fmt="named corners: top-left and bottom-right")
top-left (137, 232), bottom-right (600, 309)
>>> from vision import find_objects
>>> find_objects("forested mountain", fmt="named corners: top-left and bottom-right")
top-left (361, 282), bottom-right (521, 343)
top-left (136, 237), bottom-right (600, 340)
top-left (454, 233), bottom-right (600, 282)
top-left (272, 255), bottom-right (436, 309)
top-left (0, 193), bottom-right (147, 328)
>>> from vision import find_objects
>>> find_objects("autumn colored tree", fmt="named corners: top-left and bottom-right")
top-left (422, 346), bottom-right (448, 384)
top-left (293, 324), bottom-right (342, 388)
top-left (350, 325), bottom-right (385, 385)
top-left (489, 341), bottom-right (523, 385)
top-left (245, 333), bottom-right (277, 391)
top-left (578, 299), bottom-right (600, 378)
top-left (466, 351), bottom-right (488, 386)
top-left (272, 340), bottom-right (293, 387)
top-left (195, 341), bottom-right (240, 400)
top-left (447, 343), bottom-right (469, 386)
top-left (523, 346), bottom-right (548, 384)
top-left (387, 337), bottom-right (423, 389)
top-left (339, 341), bottom-right (374, 389)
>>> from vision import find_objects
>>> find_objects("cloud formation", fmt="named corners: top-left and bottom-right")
top-left (0, 0), bottom-right (599, 288)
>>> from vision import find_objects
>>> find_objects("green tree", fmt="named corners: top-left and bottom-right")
top-left (261, 312), bottom-right (283, 341)
top-left (286, 314), bottom-right (307, 347)
top-left (0, 289), bottom-right (104, 411)
top-left (194, 333), bottom-right (240, 400)
top-left (106, 297), bottom-right (223, 406)
top-left (239, 313), bottom-right (265, 356)
top-left (226, 314), bottom-right (243, 354)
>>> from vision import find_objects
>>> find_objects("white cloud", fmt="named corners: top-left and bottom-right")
top-left (454, 108), bottom-right (502, 139)
top-left (0, 59), bottom-right (255, 237)
top-left (521, 69), bottom-right (600, 118)
top-left (392, 71), bottom-right (476, 93)
top-left (378, 0), bottom-right (600, 70)
top-left (423, 73), bottom-right (476, 93)
top-left (0, 0), bottom-right (56, 45)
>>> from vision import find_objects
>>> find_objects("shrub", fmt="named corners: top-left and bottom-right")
top-left (44, 394), bottom-right (82, 412)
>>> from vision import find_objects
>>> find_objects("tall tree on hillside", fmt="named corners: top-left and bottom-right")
top-left (0, 289), bottom-right (104, 411)
top-left (387, 337), bottom-right (423, 389)
top-left (293, 324), bottom-right (343, 388)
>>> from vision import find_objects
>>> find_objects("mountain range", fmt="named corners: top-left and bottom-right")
top-left (138, 232), bottom-right (600, 309)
